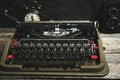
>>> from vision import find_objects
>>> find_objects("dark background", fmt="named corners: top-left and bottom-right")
top-left (0, 0), bottom-right (120, 27)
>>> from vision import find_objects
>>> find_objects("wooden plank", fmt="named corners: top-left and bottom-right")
top-left (104, 54), bottom-right (120, 79)
top-left (101, 33), bottom-right (120, 79)
top-left (101, 33), bottom-right (120, 54)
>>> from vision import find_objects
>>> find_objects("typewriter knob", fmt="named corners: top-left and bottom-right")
top-left (7, 54), bottom-right (14, 59)
top-left (90, 54), bottom-right (98, 60)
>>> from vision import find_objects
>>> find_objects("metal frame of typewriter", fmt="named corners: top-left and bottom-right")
top-left (0, 21), bottom-right (109, 77)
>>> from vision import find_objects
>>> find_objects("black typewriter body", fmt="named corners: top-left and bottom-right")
top-left (0, 0), bottom-right (114, 77)
top-left (0, 21), bottom-right (109, 77)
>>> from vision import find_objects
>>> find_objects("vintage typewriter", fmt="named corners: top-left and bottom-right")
top-left (0, 0), bottom-right (111, 77)
top-left (0, 21), bottom-right (109, 77)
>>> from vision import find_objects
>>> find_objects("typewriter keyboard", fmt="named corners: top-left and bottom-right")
top-left (5, 39), bottom-right (100, 68)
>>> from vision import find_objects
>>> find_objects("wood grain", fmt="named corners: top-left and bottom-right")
top-left (101, 33), bottom-right (120, 79)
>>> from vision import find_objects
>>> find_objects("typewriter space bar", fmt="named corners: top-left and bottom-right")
top-left (22, 63), bottom-right (77, 68)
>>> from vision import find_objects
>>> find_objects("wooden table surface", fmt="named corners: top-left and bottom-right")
top-left (0, 33), bottom-right (120, 79)
top-left (101, 33), bottom-right (120, 79)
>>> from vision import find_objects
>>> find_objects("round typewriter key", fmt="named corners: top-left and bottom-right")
top-left (70, 43), bottom-right (75, 47)
top-left (50, 43), bottom-right (55, 47)
top-left (90, 54), bottom-right (98, 60)
top-left (93, 45), bottom-right (99, 50)
top-left (13, 39), bottom-right (17, 46)
top-left (89, 40), bottom-right (94, 44)
top-left (7, 54), bottom-right (14, 59)
top-left (56, 43), bottom-right (61, 47)
top-left (76, 43), bottom-right (82, 47)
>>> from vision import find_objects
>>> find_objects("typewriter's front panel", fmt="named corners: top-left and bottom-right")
top-left (0, 21), bottom-right (109, 76)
